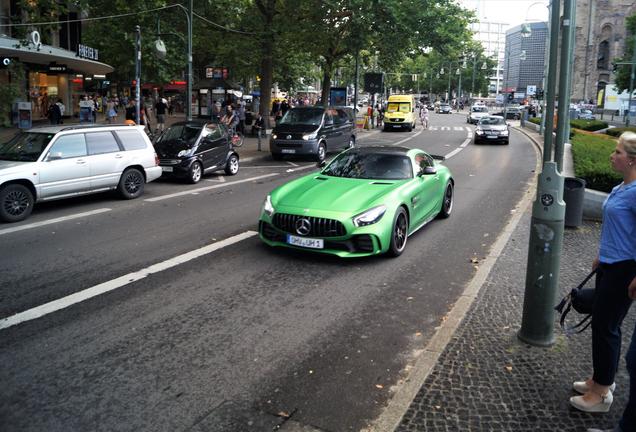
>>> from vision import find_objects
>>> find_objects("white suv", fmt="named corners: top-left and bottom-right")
top-left (0, 124), bottom-right (162, 222)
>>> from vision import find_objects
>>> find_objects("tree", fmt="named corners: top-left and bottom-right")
top-left (0, 61), bottom-right (26, 127)
top-left (612, 14), bottom-right (636, 94)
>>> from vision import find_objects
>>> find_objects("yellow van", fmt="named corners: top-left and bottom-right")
top-left (383, 95), bottom-right (416, 131)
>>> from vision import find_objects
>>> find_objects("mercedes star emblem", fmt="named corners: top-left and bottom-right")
top-left (286, 135), bottom-right (292, 140)
top-left (295, 218), bottom-right (311, 236)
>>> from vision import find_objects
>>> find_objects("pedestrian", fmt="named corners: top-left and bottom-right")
top-left (168, 97), bottom-right (174, 116)
top-left (125, 99), bottom-right (136, 122)
top-left (419, 104), bottom-right (429, 129)
top-left (55, 99), bottom-right (65, 124)
top-left (376, 103), bottom-right (384, 128)
top-left (237, 101), bottom-right (246, 135)
top-left (252, 112), bottom-right (265, 137)
top-left (155, 97), bottom-right (168, 132)
top-left (47, 102), bottom-right (61, 125)
top-left (570, 132), bottom-right (636, 420)
top-left (221, 105), bottom-right (239, 133)
top-left (106, 98), bottom-right (118, 123)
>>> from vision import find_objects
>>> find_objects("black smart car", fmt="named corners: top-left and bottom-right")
top-left (154, 120), bottom-right (239, 183)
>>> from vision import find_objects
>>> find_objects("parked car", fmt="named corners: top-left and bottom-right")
top-left (576, 109), bottom-right (596, 120)
top-left (259, 146), bottom-right (454, 257)
top-left (439, 104), bottom-right (452, 114)
top-left (270, 106), bottom-right (356, 162)
top-left (492, 106), bottom-right (523, 120)
top-left (0, 124), bottom-right (162, 222)
top-left (466, 105), bottom-right (489, 124)
top-left (474, 115), bottom-right (510, 145)
top-left (154, 120), bottom-right (239, 184)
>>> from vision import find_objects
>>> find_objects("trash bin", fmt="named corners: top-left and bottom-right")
top-left (563, 177), bottom-right (586, 228)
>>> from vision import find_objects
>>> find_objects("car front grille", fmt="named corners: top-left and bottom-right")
top-left (159, 159), bottom-right (182, 165)
top-left (272, 213), bottom-right (346, 237)
top-left (275, 143), bottom-right (303, 149)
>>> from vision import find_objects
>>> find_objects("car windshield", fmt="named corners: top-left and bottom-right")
top-left (441, 104), bottom-right (450, 109)
top-left (582, 109), bottom-right (593, 115)
top-left (156, 124), bottom-right (202, 147)
top-left (472, 106), bottom-right (488, 113)
top-left (279, 108), bottom-right (324, 125)
top-left (479, 117), bottom-right (505, 125)
top-left (322, 152), bottom-right (413, 180)
top-left (0, 132), bottom-right (54, 162)
top-left (387, 102), bottom-right (411, 114)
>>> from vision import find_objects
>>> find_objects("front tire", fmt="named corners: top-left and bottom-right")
top-left (348, 136), bottom-right (355, 149)
top-left (437, 182), bottom-right (454, 219)
top-left (225, 154), bottom-right (239, 175)
top-left (0, 184), bottom-right (34, 223)
top-left (188, 161), bottom-right (203, 184)
top-left (118, 168), bottom-right (145, 199)
top-left (388, 207), bottom-right (408, 257)
top-left (316, 143), bottom-right (326, 162)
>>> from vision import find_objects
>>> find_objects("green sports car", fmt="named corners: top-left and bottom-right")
top-left (258, 146), bottom-right (454, 257)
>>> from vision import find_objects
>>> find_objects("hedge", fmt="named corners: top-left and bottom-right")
top-left (529, 117), bottom-right (541, 125)
top-left (569, 119), bottom-right (608, 131)
top-left (605, 127), bottom-right (636, 137)
top-left (571, 132), bottom-right (620, 193)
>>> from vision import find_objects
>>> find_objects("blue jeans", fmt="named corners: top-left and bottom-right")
top-left (592, 261), bottom-right (635, 386)
top-left (619, 318), bottom-right (636, 432)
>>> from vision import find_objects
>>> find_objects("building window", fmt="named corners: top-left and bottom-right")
top-left (597, 40), bottom-right (610, 70)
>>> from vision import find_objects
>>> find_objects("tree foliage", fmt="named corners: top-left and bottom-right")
top-left (612, 14), bottom-right (636, 94)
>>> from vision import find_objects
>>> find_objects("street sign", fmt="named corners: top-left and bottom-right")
top-left (496, 94), bottom-right (504, 104)
top-left (527, 85), bottom-right (537, 96)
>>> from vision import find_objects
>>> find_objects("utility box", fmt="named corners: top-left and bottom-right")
top-left (563, 177), bottom-right (586, 228)
top-left (13, 102), bottom-right (32, 129)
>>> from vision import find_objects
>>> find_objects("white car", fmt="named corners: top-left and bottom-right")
top-left (467, 105), bottom-right (489, 124)
top-left (0, 124), bottom-right (162, 222)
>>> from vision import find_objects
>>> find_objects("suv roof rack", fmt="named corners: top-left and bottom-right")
top-left (59, 123), bottom-right (133, 132)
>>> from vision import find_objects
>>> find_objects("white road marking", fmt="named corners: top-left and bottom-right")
top-left (453, 126), bottom-right (464, 131)
top-left (286, 164), bottom-right (318, 173)
top-left (390, 129), bottom-right (424, 146)
top-left (286, 161), bottom-right (299, 167)
top-left (145, 173), bottom-right (278, 202)
top-left (445, 148), bottom-right (463, 159)
top-left (0, 208), bottom-right (112, 236)
top-left (0, 231), bottom-right (258, 331)
top-left (206, 176), bottom-right (226, 183)
top-left (429, 126), bottom-right (438, 131)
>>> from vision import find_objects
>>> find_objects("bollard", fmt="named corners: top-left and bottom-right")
top-left (257, 128), bottom-right (262, 151)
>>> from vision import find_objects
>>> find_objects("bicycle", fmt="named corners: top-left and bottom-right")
top-left (230, 128), bottom-right (244, 147)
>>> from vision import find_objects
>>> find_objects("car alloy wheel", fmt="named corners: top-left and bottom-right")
top-left (438, 182), bottom-right (453, 219)
top-left (348, 137), bottom-right (355, 149)
top-left (225, 154), bottom-right (239, 175)
top-left (189, 161), bottom-right (202, 183)
top-left (317, 143), bottom-right (326, 162)
top-left (0, 184), bottom-right (34, 222)
top-left (118, 168), bottom-right (144, 199)
top-left (388, 207), bottom-right (408, 257)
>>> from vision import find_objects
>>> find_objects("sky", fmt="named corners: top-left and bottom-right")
top-left (457, 0), bottom-right (550, 29)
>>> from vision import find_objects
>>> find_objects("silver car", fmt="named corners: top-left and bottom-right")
top-left (0, 124), bottom-right (162, 222)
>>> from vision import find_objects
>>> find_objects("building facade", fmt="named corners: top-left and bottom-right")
top-left (469, 20), bottom-right (507, 95)
top-left (502, 22), bottom-right (548, 99)
top-left (571, 0), bottom-right (636, 108)
top-left (0, 1), bottom-right (113, 122)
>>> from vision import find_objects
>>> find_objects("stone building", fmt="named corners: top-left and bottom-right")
top-left (571, 0), bottom-right (636, 105)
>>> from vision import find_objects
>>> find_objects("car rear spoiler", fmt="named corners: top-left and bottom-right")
top-left (430, 154), bottom-right (446, 161)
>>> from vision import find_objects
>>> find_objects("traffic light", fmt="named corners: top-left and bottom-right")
top-left (536, 89), bottom-right (544, 99)
top-left (1, 57), bottom-right (17, 67)
top-left (611, 62), bottom-right (617, 73)
top-left (508, 93), bottom-right (514, 101)
top-left (364, 73), bottom-right (384, 93)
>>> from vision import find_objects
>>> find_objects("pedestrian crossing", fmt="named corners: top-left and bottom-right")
top-left (425, 126), bottom-right (472, 132)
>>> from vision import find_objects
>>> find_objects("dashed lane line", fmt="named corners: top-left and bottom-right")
top-left (0, 208), bottom-right (112, 237)
top-left (0, 231), bottom-right (258, 331)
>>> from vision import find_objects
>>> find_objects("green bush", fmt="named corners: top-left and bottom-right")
top-left (571, 132), bottom-right (620, 193)
top-left (570, 119), bottom-right (608, 131)
top-left (605, 127), bottom-right (636, 137)
top-left (528, 117), bottom-right (541, 125)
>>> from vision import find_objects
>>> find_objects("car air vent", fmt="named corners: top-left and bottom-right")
top-left (273, 213), bottom-right (346, 237)
top-left (315, 176), bottom-right (328, 180)
top-left (371, 181), bottom-right (393, 185)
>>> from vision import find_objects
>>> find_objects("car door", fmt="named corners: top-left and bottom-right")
top-left (322, 110), bottom-right (340, 149)
top-left (199, 123), bottom-right (227, 171)
top-left (335, 108), bottom-right (352, 148)
top-left (39, 133), bottom-right (90, 199)
top-left (85, 131), bottom-right (127, 190)
top-left (410, 152), bottom-right (442, 225)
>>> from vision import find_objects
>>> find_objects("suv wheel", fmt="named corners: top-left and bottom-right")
top-left (0, 184), bottom-right (34, 223)
top-left (118, 168), bottom-right (145, 199)
top-left (188, 161), bottom-right (203, 184)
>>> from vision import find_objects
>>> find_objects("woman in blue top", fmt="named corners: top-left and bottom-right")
top-left (570, 132), bottom-right (636, 426)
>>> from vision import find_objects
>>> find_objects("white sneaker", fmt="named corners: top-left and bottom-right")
top-left (573, 380), bottom-right (616, 394)
top-left (570, 391), bottom-right (613, 413)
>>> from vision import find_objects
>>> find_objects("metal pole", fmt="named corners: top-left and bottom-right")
top-left (555, 0), bottom-right (576, 172)
top-left (539, 1), bottom-right (553, 136)
top-left (627, 35), bottom-right (636, 128)
top-left (458, 68), bottom-right (462, 109)
top-left (447, 64), bottom-right (451, 103)
top-left (354, 50), bottom-right (359, 113)
top-left (186, 0), bottom-right (193, 121)
top-left (135, 25), bottom-right (141, 126)
top-left (518, 0), bottom-right (572, 348)
top-left (503, 44), bottom-right (510, 119)
top-left (471, 56), bottom-right (477, 99)
top-left (542, 0), bottom-right (559, 162)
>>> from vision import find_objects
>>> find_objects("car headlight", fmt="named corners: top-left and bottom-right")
top-left (500, 130), bottom-right (509, 136)
top-left (475, 129), bottom-right (484, 135)
top-left (271, 134), bottom-right (277, 140)
top-left (177, 149), bottom-right (189, 157)
top-left (262, 195), bottom-right (275, 217)
top-left (352, 205), bottom-right (386, 227)
top-left (302, 132), bottom-right (318, 140)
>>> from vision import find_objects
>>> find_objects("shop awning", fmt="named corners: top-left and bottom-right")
top-left (0, 36), bottom-right (114, 75)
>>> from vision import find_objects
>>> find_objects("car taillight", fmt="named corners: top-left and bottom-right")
top-left (154, 153), bottom-right (160, 166)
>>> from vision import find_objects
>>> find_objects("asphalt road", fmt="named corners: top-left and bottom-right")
top-left (0, 111), bottom-right (538, 432)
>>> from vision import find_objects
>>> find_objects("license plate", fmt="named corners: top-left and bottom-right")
top-left (286, 234), bottom-right (324, 249)
top-left (487, 135), bottom-right (498, 139)
top-left (161, 166), bottom-right (173, 172)
top-left (392, 125), bottom-right (401, 128)
top-left (281, 149), bottom-right (296, 154)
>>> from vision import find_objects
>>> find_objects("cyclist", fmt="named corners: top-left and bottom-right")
top-left (221, 105), bottom-right (243, 146)
top-left (419, 104), bottom-right (429, 129)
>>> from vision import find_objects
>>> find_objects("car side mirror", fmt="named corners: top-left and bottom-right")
top-left (418, 166), bottom-right (437, 176)
top-left (317, 160), bottom-right (327, 169)
top-left (47, 152), bottom-right (63, 161)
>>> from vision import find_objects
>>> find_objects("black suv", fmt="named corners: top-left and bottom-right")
top-left (154, 120), bottom-right (239, 183)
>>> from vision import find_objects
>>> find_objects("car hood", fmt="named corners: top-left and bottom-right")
top-left (154, 139), bottom-right (196, 157)
top-left (272, 173), bottom-right (401, 213)
top-left (0, 160), bottom-right (37, 175)
top-left (273, 124), bottom-right (320, 134)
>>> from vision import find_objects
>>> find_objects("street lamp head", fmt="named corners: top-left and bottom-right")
top-left (521, 23), bottom-right (532, 38)
top-left (440, 67), bottom-right (445, 75)
top-left (481, 61), bottom-right (488, 70)
top-left (154, 38), bottom-right (167, 59)
top-left (455, 68), bottom-right (460, 75)
top-left (462, 60), bottom-right (467, 68)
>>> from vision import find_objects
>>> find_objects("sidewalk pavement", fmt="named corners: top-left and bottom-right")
top-left (383, 128), bottom-right (634, 431)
